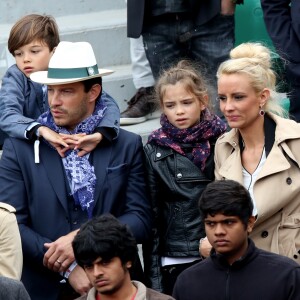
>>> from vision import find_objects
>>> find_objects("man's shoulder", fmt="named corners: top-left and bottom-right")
top-left (0, 276), bottom-right (30, 298)
top-left (3, 137), bottom-right (32, 150)
top-left (256, 247), bottom-right (300, 269)
top-left (117, 128), bottom-right (141, 144)
top-left (146, 287), bottom-right (175, 300)
top-left (0, 202), bottom-right (16, 214)
top-left (177, 259), bottom-right (211, 282)
top-left (118, 128), bottom-right (140, 138)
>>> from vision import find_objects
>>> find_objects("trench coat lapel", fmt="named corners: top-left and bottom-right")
top-left (257, 144), bottom-right (291, 180)
top-left (217, 149), bottom-right (244, 184)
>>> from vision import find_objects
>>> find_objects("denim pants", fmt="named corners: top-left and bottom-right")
top-left (142, 13), bottom-right (235, 116)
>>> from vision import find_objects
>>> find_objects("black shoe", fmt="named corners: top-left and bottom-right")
top-left (120, 87), bottom-right (160, 125)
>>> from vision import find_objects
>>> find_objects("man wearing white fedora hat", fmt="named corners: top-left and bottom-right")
top-left (0, 41), bottom-right (152, 300)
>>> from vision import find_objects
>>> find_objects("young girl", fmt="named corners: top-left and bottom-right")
top-left (143, 60), bottom-right (226, 295)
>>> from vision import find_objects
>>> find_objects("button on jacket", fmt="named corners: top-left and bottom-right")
top-left (143, 143), bottom-right (214, 291)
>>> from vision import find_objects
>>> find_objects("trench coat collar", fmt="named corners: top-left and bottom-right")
top-left (216, 113), bottom-right (300, 181)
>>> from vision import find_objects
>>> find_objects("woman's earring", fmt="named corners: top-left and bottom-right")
top-left (259, 105), bottom-right (265, 116)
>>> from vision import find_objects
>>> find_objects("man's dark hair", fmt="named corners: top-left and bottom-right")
top-left (73, 214), bottom-right (138, 268)
top-left (198, 180), bottom-right (253, 227)
top-left (82, 77), bottom-right (102, 93)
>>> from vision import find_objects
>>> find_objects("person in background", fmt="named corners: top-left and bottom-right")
top-left (122, 0), bottom-right (244, 124)
top-left (173, 180), bottom-right (300, 300)
top-left (200, 42), bottom-right (300, 265)
top-left (0, 14), bottom-right (120, 155)
top-left (0, 41), bottom-right (151, 300)
top-left (261, 0), bottom-right (300, 122)
top-left (122, 0), bottom-right (156, 126)
top-left (143, 60), bottom-right (226, 295)
top-left (73, 214), bottom-right (174, 300)
top-left (0, 276), bottom-right (31, 300)
top-left (0, 202), bottom-right (22, 280)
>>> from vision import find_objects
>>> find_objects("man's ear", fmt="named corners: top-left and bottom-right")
top-left (247, 216), bottom-right (256, 234)
top-left (126, 261), bottom-right (132, 269)
top-left (88, 84), bottom-right (102, 103)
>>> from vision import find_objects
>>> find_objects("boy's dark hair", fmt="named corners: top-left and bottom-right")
top-left (198, 180), bottom-right (253, 226)
top-left (73, 214), bottom-right (138, 268)
top-left (8, 14), bottom-right (60, 54)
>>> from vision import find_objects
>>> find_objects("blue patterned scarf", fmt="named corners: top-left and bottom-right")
top-left (148, 109), bottom-right (226, 171)
top-left (38, 99), bottom-right (107, 218)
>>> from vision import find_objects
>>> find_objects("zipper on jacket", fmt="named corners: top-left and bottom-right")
top-left (226, 269), bottom-right (230, 300)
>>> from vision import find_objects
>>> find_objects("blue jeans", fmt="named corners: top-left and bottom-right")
top-left (142, 13), bottom-right (235, 116)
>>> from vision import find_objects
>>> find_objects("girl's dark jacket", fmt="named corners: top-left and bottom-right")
top-left (143, 143), bottom-right (214, 292)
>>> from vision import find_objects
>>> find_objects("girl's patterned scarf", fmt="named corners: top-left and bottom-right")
top-left (148, 109), bottom-right (227, 171)
top-left (38, 99), bottom-right (107, 218)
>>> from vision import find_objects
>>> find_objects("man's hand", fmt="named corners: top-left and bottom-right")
top-left (43, 230), bottom-right (79, 272)
top-left (60, 132), bottom-right (103, 157)
top-left (38, 126), bottom-right (69, 157)
top-left (199, 237), bottom-right (212, 258)
top-left (68, 265), bottom-right (93, 296)
top-left (221, 0), bottom-right (236, 15)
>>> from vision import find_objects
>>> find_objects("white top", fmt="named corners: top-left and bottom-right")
top-left (161, 256), bottom-right (199, 267)
top-left (242, 147), bottom-right (266, 217)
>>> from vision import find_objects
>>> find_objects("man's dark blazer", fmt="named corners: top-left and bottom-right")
top-left (127, 0), bottom-right (221, 38)
top-left (0, 276), bottom-right (31, 300)
top-left (261, 0), bottom-right (300, 120)
top-left (0, 128), bottom-right (152, 300)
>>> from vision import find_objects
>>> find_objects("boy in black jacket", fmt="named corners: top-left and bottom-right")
top-left (173, 180), bottom-right (300, 300)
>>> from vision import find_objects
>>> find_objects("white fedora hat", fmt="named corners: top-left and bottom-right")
top-left (30, 41), bottom-right (114, 85)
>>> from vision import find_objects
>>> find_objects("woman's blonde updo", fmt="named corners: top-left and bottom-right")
top-left (217, 42), bottom-right (286, 117)
top-left (156, 60), bottom-right (211, 112)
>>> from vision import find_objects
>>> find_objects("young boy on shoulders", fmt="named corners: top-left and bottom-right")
top-left (0, 14), bottom-right (119, 154)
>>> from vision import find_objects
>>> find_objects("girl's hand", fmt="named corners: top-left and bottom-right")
top-left (199, 236), bottom-right (212, 258)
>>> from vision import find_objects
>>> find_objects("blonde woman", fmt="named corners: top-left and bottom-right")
top-left (201, 43), bottom-right (300, 264)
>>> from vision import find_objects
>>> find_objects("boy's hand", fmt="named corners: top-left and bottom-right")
top-left (60, 132), bottom-right (103, 157)
top-left (38, 126), bottom-right (69, 157)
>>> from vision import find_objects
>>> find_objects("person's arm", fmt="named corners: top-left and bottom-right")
top-left (0, 65), bottom-right (39, 139)
top-left (96, 90), bottom-right (120, 141)
top-left (116, 134), bottom-right (152, 243)
top-left (261, 0), bottom-right (300, 62)
top-left (142, 144), bottom-right (164, 292)
top-left (0, 66), bottom-right (69, 153)
top-left (67, 265), bottom-right (93, 295)
top-left (0, 206), bottom-right (23, 279)
top-left (0, 139), bottom-right (52, 267)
